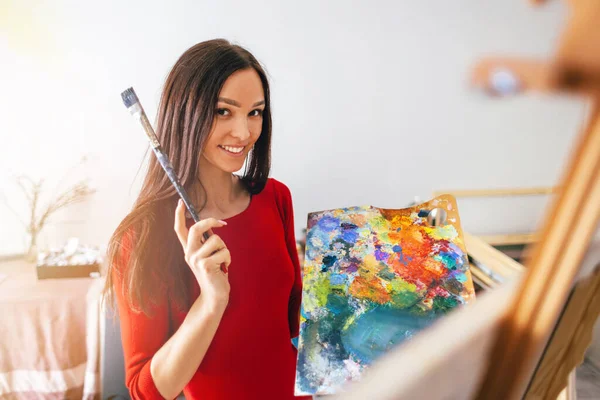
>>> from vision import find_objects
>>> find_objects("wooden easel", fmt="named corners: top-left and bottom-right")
top-left (472, 0), bottom-right (600, 398)
top-left (334, 1), bottom-right (600, 399)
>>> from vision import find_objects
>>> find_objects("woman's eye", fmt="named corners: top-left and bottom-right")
top-left (216, 108), bottom-right (230, 116)
top-left (249, 109), bottom-right (264, 117)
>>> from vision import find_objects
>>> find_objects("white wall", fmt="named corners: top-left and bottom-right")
top-left (0, 0), bottom-right (590, 256)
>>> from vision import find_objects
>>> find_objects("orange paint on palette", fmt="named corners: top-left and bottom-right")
top-left (404, 226), bottom-right (425, 240)
top-left (386, 216), bottom-right (404, 232)
top-left (392, 259), bottom-right (438, 288)
top-left (349, 276), bottom-right (391, 304)
top-left (401, 236), bottom-right (433, 260)
top-left (387, 232), bottom-right (402, 243)
top-left (398, 215), bottom-right (414, 227)
top-left (421, 258), bottom-right (446, 279)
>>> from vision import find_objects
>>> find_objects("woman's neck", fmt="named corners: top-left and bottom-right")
top-left (193, 158), bottom-right (247, 219)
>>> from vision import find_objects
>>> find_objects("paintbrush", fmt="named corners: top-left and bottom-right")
top-left (121, 87), bottom-right (226, 272)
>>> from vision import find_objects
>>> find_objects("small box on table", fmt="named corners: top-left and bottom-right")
top-left (36, 238), bottom-right (104, 280)
top-left (36, 263), bottom-right (101, 279)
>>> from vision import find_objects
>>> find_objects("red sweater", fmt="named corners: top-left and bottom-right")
top-left (114, 178), bottom-right (309, 399)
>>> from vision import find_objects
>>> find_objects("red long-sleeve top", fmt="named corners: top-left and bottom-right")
top-left (113, 178), bottom-right (309, 399)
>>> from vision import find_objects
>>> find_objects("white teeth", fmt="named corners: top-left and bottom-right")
top-left (221, 145), bottom-right (244, 154)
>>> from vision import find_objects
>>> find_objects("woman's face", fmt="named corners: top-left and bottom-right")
top-left (202, 68), bottom-right (265, 173)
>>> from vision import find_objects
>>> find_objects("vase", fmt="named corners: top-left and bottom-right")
top-left (24, 233), bottom-right (38, 263)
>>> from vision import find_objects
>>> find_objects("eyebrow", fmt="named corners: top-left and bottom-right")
top-left (218, 97), bottom-right (265, 107)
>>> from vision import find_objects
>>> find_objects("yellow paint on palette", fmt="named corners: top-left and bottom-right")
top-left (362, 254), bottom-right (379, 271)
top-left (359, 228), bottom-right (370, 239)
top-left (424, 225), bottom-right (459, 241)
top-left (370, 216), bottom-right (389, 232)
top-left (342, 313), bottom-right (358, 331)
top-left (301, 268), bottom-right (330, 313)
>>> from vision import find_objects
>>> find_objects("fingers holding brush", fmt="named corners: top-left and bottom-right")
top-left (201, 245), bottom-right (232, 273)
top-left (174, 199), bottom-right (230, 281)
top-left (194, 234), bottom-right (228, 261)
top-left (174, 200), bottom-right (227, 248)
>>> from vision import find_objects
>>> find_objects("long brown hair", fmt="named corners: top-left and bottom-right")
top-left (104, 39), bottom-right (272, 314)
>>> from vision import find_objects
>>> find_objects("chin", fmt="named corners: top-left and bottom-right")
top-left (202, 149), bottom-right (247, 173)
top-left (217, 159), bottom-right (247, 174)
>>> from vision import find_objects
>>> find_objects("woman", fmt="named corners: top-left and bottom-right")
top-left (105, 39), bottom-right (308, 400)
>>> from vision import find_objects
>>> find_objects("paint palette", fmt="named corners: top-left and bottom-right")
top-left (295, 195), bottom-right (475, 395)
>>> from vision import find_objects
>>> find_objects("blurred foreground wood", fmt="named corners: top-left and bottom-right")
top-left (525, 264), bottom-right (600, 399)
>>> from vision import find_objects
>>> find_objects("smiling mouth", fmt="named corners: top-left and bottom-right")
top-left (219, 145), bottom-right (245, 155)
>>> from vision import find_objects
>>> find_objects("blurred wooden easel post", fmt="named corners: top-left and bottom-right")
top-left (334, 1), bottom-right (600, 399)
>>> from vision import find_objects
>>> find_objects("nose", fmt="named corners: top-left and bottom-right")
top-left (230, 116), bottom-right (251, 142)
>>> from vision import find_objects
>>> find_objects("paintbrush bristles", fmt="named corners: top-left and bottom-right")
top-left (121, 87), bottom-right (139, 108)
